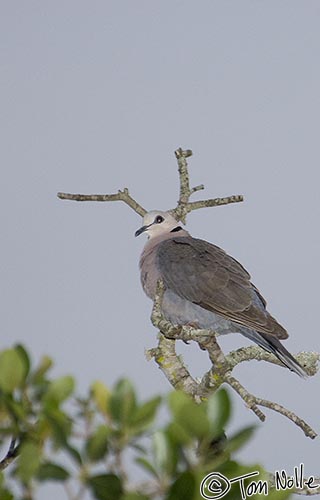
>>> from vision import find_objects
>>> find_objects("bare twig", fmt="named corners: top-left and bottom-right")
top-left (226, 346), bottom-right (319, 376)
top-left (0, 438), bottom-right (20, 471)
top-left (294, 486), bottom-right (320, 496)
top-left (57, 188), bottom-right (146, 217)
top-left (294, 488), bottom-right (320, 497)
top-left (173, 148), bottom-right (201, 223)
top-left (224, 373), bottom-right (266, 421)
top-left (175, 147), bottom-right (194, 206)
top-left (171, 148), bottom-right (243, 223)
top-left (255, 398), bottom-right (317, 439)
top-left (185, 195), bottom-right (244, 213)
top-left (57, 147), bottom-right (243, 223)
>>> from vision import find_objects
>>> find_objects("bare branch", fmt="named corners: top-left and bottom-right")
top-left (175, 147), bottom-right (193, 207)
top-left (255, 398), bottom-right (317, 439)
top-left (294, 488), bottom-right (320, 497)
top-left (190, 184), bottom-right (205, 194)
top-left (293, 486), bottom-right (320, 496)
top-left (57, 188), bottom-right (146, 217)
top-left (226, 346), bottom-right (319, 376)
top-left (58, 147), bottom-right (243, 223)
top-left (224, 373), bottom-right (266, 421)
top-left (171, 148), bottom-right (244, 223)
top-left (0, 438), bottom-right (19, 471)
top-left (146, 335), bottom-right (200, 398)
top-left (185, 194), bottom-right (244, 213)
top-left (150, 280), bottom-right (318, 439)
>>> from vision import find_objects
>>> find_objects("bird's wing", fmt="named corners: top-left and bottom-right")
top-left (157, 236), bottom-right (288, 339)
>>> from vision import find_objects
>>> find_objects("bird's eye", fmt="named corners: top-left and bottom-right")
top-left (155, 215), bottom-right (164, 224)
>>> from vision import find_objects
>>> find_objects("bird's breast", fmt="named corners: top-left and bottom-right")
top-left (139, 245), bottom-right (162, 299)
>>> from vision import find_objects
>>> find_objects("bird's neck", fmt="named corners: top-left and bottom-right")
top-left (144, 228), bottom-right (189, 251)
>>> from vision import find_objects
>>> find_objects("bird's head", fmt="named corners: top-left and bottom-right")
top-left (135, 210), bottom-right (183, 239)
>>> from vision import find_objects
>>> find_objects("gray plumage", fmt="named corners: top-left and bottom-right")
top-left (136, 210), bottom-right (307, 378)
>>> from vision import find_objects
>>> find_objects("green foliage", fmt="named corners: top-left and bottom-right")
top-left (87, 474), bottom-right (123, 500)
top-left (166, 471), bottom-right (196, 500)
top-left (37, 462), bottom-right (70, 482)
top-left (91, 380), bottom-right (111, 414)
top-left (85, 425), bottom-right (109, 461)
top-left (169, 391), bottom-right (210, 439)
top-left (43, 375), bottom-right (75, 406)
top-left (109, 379), bottom-right (137, 424)
top-left (0, 348), bottom-right (27, 392)
top-left (16, 442), bottom-right (41, 483)
top-left (0, 345), bottom-right (293, 499)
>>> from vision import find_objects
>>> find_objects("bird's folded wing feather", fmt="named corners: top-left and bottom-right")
top-left (157, 237), bottom-right (288, 340)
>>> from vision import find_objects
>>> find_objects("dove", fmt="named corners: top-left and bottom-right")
top-left (136, 210), bottom-right (306, 377)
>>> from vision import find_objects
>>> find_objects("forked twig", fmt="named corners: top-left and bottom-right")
top-left (57, 148), bottom-right (244, 222)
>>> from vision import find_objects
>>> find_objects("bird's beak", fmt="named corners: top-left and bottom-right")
top-left (135, 224), bottom-right (149, 237)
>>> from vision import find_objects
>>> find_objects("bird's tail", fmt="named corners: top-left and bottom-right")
top-left (241, 330), bottom-right (308, 378)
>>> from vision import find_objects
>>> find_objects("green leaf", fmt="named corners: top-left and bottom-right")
top-left (198, 431), bottom-right (227, 463)
top-left (43, 407), bottom-right (72, 443)
top-left (166, 421), bottom-right (193, 445)
top-left (0, 349), bottom-right (26, 392)
top-left (168, 391), bottom-right (210, 439)
top-left (91, 381), bottom-right (111, 414)
top-left (42, 408), bottom-right (82, 464)
top-left (37, 462), bottom-right (70, 482)
top-left (130, 442), bottom-right (146, 453)
top-left (207, 389), bottom-right (231, 439)
top-left (44, 376), bottom-right (75, 405)
top-left (14, 344), bottom-right (30, 380)
top-left (31, 355), bottom-right (53, 383)
top-left (179, 404), bottom-right (210, 439)
top-left (2, 394), bottom-right (27, 421)
top-left (166, 471), bottom-right (196, 500)
top-left (130, 396), bottom-right (161, 431)
top-left (0, 477), bottom-right (13, 499)
top-left (65, 443), bottom-right (83, 465)
top-left (16, 442), bottom-right (41, 483)
top-left (109, 379), bottom-right (137, 424)
top-left (225, 426), bottom-right (256, 453)
top-left (87, 474), bottom-right (123, 500)
top-left (86, 425), bottom-right (109, 461)
top-left (216, 461), bottom-right (272, 500)
top-left (135, 457), bottom-right (158, 479)
top-left (0, 490), bottom-right (13, 500)
top-left (168, 390), bottom-right (190, 415)
top-left (152, 431), bottom-right (177, 479)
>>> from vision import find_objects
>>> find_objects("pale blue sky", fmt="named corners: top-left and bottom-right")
top-left (1, 2), bottom-right (320, 498)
